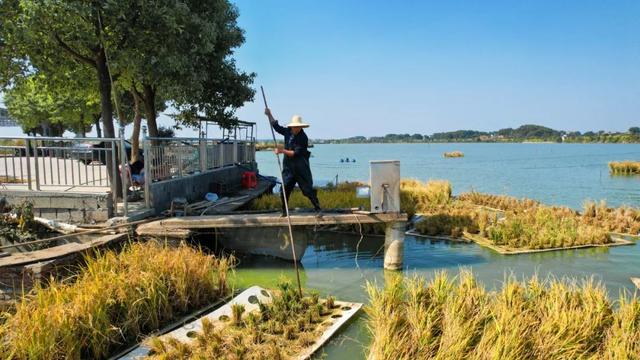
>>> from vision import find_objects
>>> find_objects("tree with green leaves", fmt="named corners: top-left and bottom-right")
top-left (4, 72), bottom-right (99, 136)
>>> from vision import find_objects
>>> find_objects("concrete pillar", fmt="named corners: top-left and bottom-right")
top-left (384, 221), bottom-right (406, 270)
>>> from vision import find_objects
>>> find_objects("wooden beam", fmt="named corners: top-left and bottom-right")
top-left (136, 212), bottom-right (408, 237)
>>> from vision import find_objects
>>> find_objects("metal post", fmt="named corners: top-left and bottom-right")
top-left (143, 136), bottom-right (151, 209)
top-left (119, 126), bottom-right (128, 217)
top-left (233, 140), bottom-right (238, 164)
top-left (199, 138), bottom-right (206, 172)
top-left (24, 139), bottom-right (32, 190)
top-left (33, 140), bottom-right (40, 191)
top-left (111, 143), bottom-right (118, 212)
top-left (219, 141), bottom-right (225, 167)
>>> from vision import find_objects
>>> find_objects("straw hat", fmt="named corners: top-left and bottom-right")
top-left (286, 115), bottom-right (309, 128)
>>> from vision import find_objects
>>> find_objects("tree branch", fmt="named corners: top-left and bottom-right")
top-left (54, 33), bottom-right (96, 67)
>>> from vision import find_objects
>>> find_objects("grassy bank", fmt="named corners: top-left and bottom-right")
top-left (609, 161), bottom-right (640, 175)
top-left (147, 281), bottom-right (340, 359)
top-left (0, 242), bottom-right (233, 359)
top-left (366, 271), bottom-right (640, 360)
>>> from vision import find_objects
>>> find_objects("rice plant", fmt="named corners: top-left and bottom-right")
top-left (0, 241), bottom-right (234, 360)
top-left (609, 161), bottom-right (640, 175)
top-left (366, 271), bottom-right (640, 360)
top-left (582, 200), bottom-right (640, 235)
top-left (147, 280), bottom-right (343, 359)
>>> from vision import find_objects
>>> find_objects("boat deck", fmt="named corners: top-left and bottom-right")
top-left (136, 211), bottom-right (408, 238)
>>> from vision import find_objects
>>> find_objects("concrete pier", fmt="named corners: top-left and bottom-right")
top-left (383, 221), bottom-right (406, 270)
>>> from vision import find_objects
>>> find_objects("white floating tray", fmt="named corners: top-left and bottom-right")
top-left (118, 286), bottom-right (362, 360)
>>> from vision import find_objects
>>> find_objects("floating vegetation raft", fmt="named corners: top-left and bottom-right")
top-left (609, 161), bottom-right (640, 175)
top-left (366, 271), bottom-right (640, 360)
top-left (0, 242), bottom-right (234, 360)
top-left (146, 281), bottom-right (347, 359)
top-left (443, 151), bottom-right (464, 158)
top-left (412, 187), bottom-right (640, 250)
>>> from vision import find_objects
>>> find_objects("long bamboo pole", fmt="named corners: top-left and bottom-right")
top-left (260, 86), bottom-right (303, 297)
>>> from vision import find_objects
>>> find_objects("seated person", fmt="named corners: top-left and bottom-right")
top-left (129, 158), bottom-right (145, 185)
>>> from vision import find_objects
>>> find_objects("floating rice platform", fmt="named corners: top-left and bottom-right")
top-left (463, 232), bottom-right (634, 255)
top-left (405, 228), bottom-right (634, 255)
top-left (119, 286), bottom-right (363, 360)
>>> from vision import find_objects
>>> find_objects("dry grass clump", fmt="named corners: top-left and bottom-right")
top-left (250, 182), bottom-right (369, 212)
top-left (609, 161), bottom-right (640, 175)
top-left (0, 241), bottom-right (234, 360)
top-left (458, 191), bottom-right (540, 213)
top-left (443, 151), bottom-right (464, 158)
top-left (366, 271), bottom-right (640, 360)
top-left (415, 202), bottom-right (483, 238)
top-left (401, 179), bottom-right (451, 213)
top-left (147, 281), bottom-right (340, 359)
top-left (249, 179), bottom-right (451, 219)
top-left (582, 200), bottom-right (640, 235)
top-left (485, 207), bottom-right (611, 249)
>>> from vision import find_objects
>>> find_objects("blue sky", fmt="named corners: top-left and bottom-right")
top-left (230, 0), bottom-right (640, 139)
top-left (1, 1), bottom-right (638, 139)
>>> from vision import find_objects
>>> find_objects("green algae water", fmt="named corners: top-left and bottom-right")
top-left (240, 143), bottom-right (640, 359)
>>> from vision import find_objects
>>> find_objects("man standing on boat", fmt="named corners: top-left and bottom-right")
top-left (264, 108), bottom-right (321, 216)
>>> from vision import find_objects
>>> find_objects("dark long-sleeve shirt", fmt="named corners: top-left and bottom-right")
top-left (272, 121), bottom-right (311, 159)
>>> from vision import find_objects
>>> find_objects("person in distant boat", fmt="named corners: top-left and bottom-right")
top-left (265, 108), bottom-right (321, 215)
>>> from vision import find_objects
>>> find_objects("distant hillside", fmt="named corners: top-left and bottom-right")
top-left (318, 125), bottom-right (640, 144)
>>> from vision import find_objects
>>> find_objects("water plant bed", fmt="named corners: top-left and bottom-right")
top-left (0, 242), bottom-right (233, 359)
top-left (609, 161), bottom-right (640, 175)
top-left (463, 232), bottom-right (634, 255)
top-left (367, 271), bottom-right (640, 359)
top-left (133, 284), bottom-right (362, 359)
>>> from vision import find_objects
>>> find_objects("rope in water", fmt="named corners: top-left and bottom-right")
top-left (260, 86), bottom-right (303, 297)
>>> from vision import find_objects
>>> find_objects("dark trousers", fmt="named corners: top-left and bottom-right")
top-left (281, 158), bottom-right (321, 212)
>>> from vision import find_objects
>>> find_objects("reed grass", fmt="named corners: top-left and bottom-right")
top-left (609, 161), bottom-right (640, 175)
top-left (366, 271), bottom-right (640, 360)
top-left (443, 151), bottom-right (464, 158)
top-left (0, 241), bottom-right (234, 360)
top-left (147, 280), bottom-right (340, 359)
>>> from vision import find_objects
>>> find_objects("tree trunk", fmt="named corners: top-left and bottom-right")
top-left (96, 49), bottom-right (122, 197)
top-left (142, 84), bottom-right (159, 145)
top-left (94, 114), bottom-right (102, 137)
top-left (130, 91), bottom-right (142, 163)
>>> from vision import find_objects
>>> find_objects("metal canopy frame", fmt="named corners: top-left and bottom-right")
top-left (197, 116), bottom-right (256, 142)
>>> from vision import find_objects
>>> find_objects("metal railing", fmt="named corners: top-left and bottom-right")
top-left (0, 135), bottom-right (256, 214)
top-left (0, 137), bottom-right (122, 191)
top-left (143, 137), bottom-right (255, 183)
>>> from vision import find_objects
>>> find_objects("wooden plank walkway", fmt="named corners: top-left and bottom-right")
top-left (0, 233), bottom-right (127, 268)
top-left (137, 212), bottom-right (407, 238)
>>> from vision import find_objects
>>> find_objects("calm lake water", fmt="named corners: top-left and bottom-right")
top-left (240, 143), bottom-right (640, 359)
top-left (257, 143), bottom-right (640, 208)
